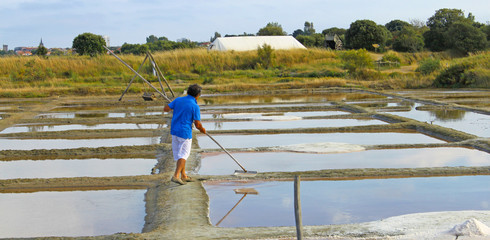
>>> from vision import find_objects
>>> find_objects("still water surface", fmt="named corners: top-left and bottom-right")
top-left (202, 118), bottom-right (386, 131)
top-left (198, 148), bottom-right (490, 175)
top-left (386, 103), bottom-right (490, 137)
top-left (0, 189), bottom-right (146, 238)
top-left (197, 132), bottom-right (444, 149)
top-left (205, 176), bottom-right (490, 227)
top-left (0, 158), bottom-right (156, 179)
top-left (1, 123), bottom-right (167, 134)
top-left (0, 137), bottom-right (160, 151)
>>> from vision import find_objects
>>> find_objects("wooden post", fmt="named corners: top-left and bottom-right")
top-left (294, 176), bottom-right (303, 240)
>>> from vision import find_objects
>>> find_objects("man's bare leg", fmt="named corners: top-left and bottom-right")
top-left (174, 158), bottom-right (186, 179)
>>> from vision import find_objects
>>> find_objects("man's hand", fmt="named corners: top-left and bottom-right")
top-left (194, 120), bottom-right (206, 134)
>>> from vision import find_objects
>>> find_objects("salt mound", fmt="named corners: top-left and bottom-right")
top-left (272, 142), bottom-right (365, 154)
top-left (449, 218), bottom-right (490, 237)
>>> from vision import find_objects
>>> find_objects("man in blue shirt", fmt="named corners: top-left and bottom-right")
top-left (164, 84), bottom-right (206, 185)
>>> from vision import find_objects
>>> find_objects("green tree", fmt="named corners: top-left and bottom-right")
top-left (35, 44), bottom-right (48, 57)
top-left (345, 20), bottom-right (390, 50)
top-left (322, 27), bottom-right (347, 36)
top-left (392, 27), bottom-right (425, 52)
top-left (295, 35), bottom-right (316, 47)
top-left (385, 19), bottom-right (411, 32)
top-left (257, 22), bottom-right (287, 36)
top-left (481, 24), bottom-right (490, 43)
top-left (448, 22), bottom-right (487, 54)
top-left (146, 35), bottom-right (159, 43)
top-left (210, 32), bottom-right (221, 42)
top-left (121, 43), bottom-right (149, 55)
top-left (304, 21), bottom-right (315, 35)
top-left (72, 33), bottom-right (106, 56)
top-left (292, 29), bottom-right (304, 37)
top-left (423, 8), bottom-right (472, 51)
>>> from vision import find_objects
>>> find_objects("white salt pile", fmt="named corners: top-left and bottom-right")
top-left (449, 218), bottom-right (490, 237)
top-left (271, 142), bottom-right (365, 154)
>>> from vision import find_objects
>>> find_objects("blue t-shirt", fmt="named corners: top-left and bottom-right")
top-left (168, 95), bottom-right (201, 139)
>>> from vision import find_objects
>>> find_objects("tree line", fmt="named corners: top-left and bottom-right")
top-left (71, 8), bottom-right (488, 56)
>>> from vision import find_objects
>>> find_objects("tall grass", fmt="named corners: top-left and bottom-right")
top-left (0, 49), bottom-right (488, 97)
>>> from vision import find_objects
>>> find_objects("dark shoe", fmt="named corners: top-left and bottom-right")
top-left (183, 176), bottom-right (196, 182)
top-left (171, 176), bottom-right (186, 185)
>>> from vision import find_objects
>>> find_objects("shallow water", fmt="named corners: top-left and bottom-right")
top-left (0, 189), bottom-right (146, 238)
top-left (201, 110), bottom-right (350, 120)
top-left (198, 148), bottom-right (490, 175)
top-left (0, 158), bottom-right (157, 179)
top-left (199, 92), bottom-right (385, 105)
top-left (204, 176), bottom-right (490, 227)
top-left (0, 137), bottom-right (160, 151)
top-left (35, 112), bottom-right (166, 119)
top-left (1, 123), bottom-right (167, 134)
top-left (197, 132), bottom-right (445, 149)
top-left (386, 103), bottom-right (490, 137)
top-left (201, 102), bottom-right (333, 110)
top-left (202, 118), bottom-right (386, 131)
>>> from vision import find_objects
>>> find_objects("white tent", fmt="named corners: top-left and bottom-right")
top-left (208, 36), bottom-right (306, 51)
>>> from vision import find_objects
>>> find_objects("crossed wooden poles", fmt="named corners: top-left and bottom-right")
top-left (103, 46), bottom-right (175, 102)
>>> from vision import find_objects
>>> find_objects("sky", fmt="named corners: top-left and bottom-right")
top-left (0, 0), bottom-right (489, 49)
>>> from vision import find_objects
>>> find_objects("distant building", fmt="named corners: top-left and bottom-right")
top-left (325, 34), bottom-right (342, 50)
top-left (208, 36), bottom-right (306, 51)
top-left (2, 44), bottom-right (7, 52)
top-left (103, 35), bottom-right (110, 47)
top-left (39, 38), bottom-right (44, 47)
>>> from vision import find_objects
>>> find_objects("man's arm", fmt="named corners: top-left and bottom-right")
top-left (194, 120), bottom-right (206, 134)
top-left (164, 104), bottom-right (172, 112)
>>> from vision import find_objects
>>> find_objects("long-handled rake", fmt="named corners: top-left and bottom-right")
top-left (205, 133), bottom-right (258, 177)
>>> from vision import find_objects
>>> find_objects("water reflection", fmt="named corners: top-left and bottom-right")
top-left (428, 109), bottom-right (466, 121)
top-left (35, 112), bottom-right (165, 119)
top-left (0, 158), bottom-right (157, 179)
top-left (198, 148), bottom-right (490, 175)
top-left (388, 103), bottom-right (489, 137)
top-left (0, 189), bottom-right (146, 238)
top-left (197, 132), bottom-right (444, 149)
top-left (205, 176), bottom-right (490, 227)
top-left (201, 111), bottom-right (350, 120)
top-left (199, 92), bottom-right (385, 105)
top-left (0, 137), bottom-right (160, 150)
top-left (1, 123), bottom-right (167, 134)
top-left (202, 118), bottom-right (386, 131)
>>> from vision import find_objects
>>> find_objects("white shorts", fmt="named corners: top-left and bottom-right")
top-left (172, 135), bottom-right (192, 161)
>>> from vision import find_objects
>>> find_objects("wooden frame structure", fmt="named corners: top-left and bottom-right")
top-left (103, 46), bottom-right (175, 102)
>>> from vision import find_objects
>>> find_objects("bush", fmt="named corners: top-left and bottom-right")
top-left (202, 77), bottom-right (214, 85)
top-left (256, 44), bottom-right (275, 69)
top-left (381, 52), bottom-right (401, 64)
top-left (416, 58), bottom-right (441, 75)
top-left (9, 60), bottom-right (55, 82)
top-left (339, 49), bottom-right (374, 73)
top-left (433, 63), bottom-right (475, 87)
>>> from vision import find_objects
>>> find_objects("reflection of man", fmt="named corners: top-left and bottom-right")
top-left (164, 84), bottom-right (206, 185)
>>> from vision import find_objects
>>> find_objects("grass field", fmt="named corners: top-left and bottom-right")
top-left (0, 48), bottom-right (488, 98)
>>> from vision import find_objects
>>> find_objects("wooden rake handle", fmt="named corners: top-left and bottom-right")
top-left (205, 132), bottom-right (247, 172)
